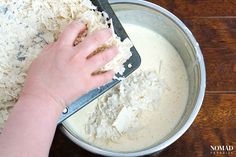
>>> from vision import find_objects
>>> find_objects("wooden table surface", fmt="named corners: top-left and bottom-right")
top-left (49, 1), bottom-right (236, 157)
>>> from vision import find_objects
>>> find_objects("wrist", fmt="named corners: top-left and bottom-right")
top-left (19, 90), bottom-right (66, 115)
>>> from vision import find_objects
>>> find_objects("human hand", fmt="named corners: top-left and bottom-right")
top-left (21, 21), bottom-right (118, 111)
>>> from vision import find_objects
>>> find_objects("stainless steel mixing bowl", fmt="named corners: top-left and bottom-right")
top-left (60, 0), bottom-right (206, 156)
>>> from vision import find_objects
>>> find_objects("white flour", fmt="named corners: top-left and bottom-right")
top-left (85, 69), bottom-right (166, 142)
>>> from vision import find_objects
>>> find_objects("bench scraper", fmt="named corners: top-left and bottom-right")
top-left (58, 0), bottom-right (141, 124)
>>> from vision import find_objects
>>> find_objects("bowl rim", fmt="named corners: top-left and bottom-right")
top-left (60, 0), bottom-right (206, 156)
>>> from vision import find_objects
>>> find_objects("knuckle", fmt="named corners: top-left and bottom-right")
top-left (69, 21), bottom-right (81, 29)
top-left (69, 54), bottom-right (84, 66)
top-left (92, 29), bottom-right (110, 43)
top-left (70, 21), bottom-right (78, 27)
top-left (100, 75), bottom-right (107, 84)
top-left (100, 53), bottom-right (109, 63)
top-left (93, 31), bottom-right (103, 44)
top-left (57, 36), bottom-right (66, 45)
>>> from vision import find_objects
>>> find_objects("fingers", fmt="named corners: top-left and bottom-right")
top-left (74, 28), bottom-right (112, 58)
top-left (58, 21), bottom-right (86, 46)
top-left (92, 70), bottom-right (115, 87)
top-left (86, 46), bottom-right (118, 72)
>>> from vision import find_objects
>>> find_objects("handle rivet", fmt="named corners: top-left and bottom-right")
top-left (62, 107), bottom-right (68, 114)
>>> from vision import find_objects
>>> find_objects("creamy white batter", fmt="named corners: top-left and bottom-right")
top-left (64, 24), bottom-right (189, 152)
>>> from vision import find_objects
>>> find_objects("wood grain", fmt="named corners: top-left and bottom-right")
top-left (182, 18), bottom-right (236, 92)
top-left (148, 0), bottom-right (236, 17)
top-left (49, 0), bottom-right (236, 156)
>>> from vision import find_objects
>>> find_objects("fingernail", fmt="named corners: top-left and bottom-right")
top-left (73, 21), bottom-right (86, 27)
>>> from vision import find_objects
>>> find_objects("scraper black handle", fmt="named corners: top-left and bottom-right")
top-left (91, 0), bottom-right (128, 40)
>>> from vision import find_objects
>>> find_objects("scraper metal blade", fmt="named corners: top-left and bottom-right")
top-left (58, 0), bottom-right (141, 124)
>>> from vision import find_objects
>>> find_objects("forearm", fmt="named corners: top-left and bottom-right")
top-left (0, 94), bottom-right (63, 157)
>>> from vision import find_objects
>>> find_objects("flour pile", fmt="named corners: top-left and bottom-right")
top-left (0, 0), bottom-right (132, 132)
top-left (85, 69), bottom-right (165, 142)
